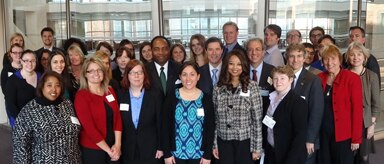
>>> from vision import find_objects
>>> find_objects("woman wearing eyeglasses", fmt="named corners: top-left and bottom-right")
top-left (74, 57), bottom-right (122, 164)
top-left (4, 49), bottom-right (41, 126)
top-left (1, 43), bottom-right (23, 126)
top-left (117, 59), bottom-right (163, 164)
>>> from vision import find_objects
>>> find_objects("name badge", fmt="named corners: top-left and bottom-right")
top-left (120, 103), bottom-right (129, 111)
top-left (260, 90), bottom-right (269, 96)
top-left (70, 116), bottom-right (81, 125)
top-left (175, 79), bottom-right (182, 84)
top-left (301, 96), bottom-right (306, 100)
top-left (240, 90), bottom-right (250, 97)
top-left (106, 94), bottom-right (115, 102)
top-left (267, 76), bottom-right (273, 85)
top-left (197, 108), bottom-right (204, 116)
top-left (262, 115), bottom-right (276, 129)
top-left (8, 72), bottom-right (13, 77)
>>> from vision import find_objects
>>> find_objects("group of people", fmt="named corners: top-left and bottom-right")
top-left (2, 21), bottom-right (381, 164)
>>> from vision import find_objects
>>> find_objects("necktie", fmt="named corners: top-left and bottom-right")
top-left (211, 69), bottom-right (218, 86)
top-left (160, 67), bottom-right (166, 94)
top-left (292, 75), bottom-right (296, 89)
top-left (252, 69), bottom-right (258, 82)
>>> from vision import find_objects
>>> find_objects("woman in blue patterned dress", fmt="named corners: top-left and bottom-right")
top-left (162, 61), bottom-right (215, 164)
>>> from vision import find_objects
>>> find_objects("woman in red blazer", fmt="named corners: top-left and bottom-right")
top-left (317, 44), bottom-right (363, 164)
top-left (75, 57), bottom-right (122, 164)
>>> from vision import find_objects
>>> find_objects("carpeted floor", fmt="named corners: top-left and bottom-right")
top-left (1, 123), bottom-right (384, 164)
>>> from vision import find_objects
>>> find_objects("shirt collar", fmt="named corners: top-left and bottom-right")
top-left (154, 61), bottom-right (169, 75)
top-left (226, 42), bottom-right (237, 51)
top-left (129, 89), bottom-right (145, 99)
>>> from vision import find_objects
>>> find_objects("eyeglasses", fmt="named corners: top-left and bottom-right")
top-left (128, 71), bottom-right (144, 76)
top-left (21, 59), bottom-right (36, 64)
top-left (11, 52), bottom-right (23, 55)
top-left (86, 69), bottom-right (103, 74)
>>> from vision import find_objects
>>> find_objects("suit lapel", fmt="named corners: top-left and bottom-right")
top-left (149, 62), bottom-right (164, 93)
top-left (294, 69), bottom-right (307, 94)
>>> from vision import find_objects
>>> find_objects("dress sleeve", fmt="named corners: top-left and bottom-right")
top-left (250, 84), bottom-right (263, 153)
top-left (12, 105), bottom-right (33, 163)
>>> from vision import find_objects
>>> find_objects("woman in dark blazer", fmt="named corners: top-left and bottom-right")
top-left (262, 65), bottom-right (308, 164)
top-left (162, 61), bottom-right (214, 164)
top-left (118, 59), bottom-right (163, 164)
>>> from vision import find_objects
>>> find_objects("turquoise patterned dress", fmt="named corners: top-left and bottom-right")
top-left (172, 89), bottom-right (204, 159)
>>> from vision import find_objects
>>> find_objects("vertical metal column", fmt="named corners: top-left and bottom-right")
top-left (158, 0), bottom-right (164, 36)
top-left (264, 0), bottom-right (269, 26)
top-left (357, 0), bottom-right (362, 27)
top-left (66, 0), bottom-right (71, 39)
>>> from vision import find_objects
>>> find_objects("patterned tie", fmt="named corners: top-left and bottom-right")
top-left (160, 67), bottom-right (166, 94)
top-left (252, 69), bottom-right (258, 82)
top-left (211, 69), bottom-right (218, 86)
top-left (291, 75), bottom-right (296, 89)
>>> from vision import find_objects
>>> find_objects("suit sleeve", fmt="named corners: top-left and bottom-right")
top-left (202, 94), bottom-right (215, 159)
top-left (286, 97), bottom-right (308, 163)
top-left (370, 71), bottom-right (381, 118)
top-left (74, 91), bottom-right (105, 144)
top-left (5, 76), bottom-right (20, 118)
top-left (349, 74), bottom-right (363, 144)
top-left (306, 77), bottom-right (324, 143)
top-left (154, 90), bottom-right (163, 150)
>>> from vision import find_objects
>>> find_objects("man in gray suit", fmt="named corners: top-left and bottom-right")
top-left (286, 43), bottom-right (324, 164)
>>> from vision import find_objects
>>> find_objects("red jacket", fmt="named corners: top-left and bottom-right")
top-left (75, 87), bottom-right (122, 149)
top-left (318, 69), bottom-right (363, 144)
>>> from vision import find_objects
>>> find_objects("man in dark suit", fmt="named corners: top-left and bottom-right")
top-left (286, 43), bottom-right (324, 164)
top-left (222, 21), bottom-right (246, 58)
top-left (145, 36), bottom-right (181, 98)
top-left (245, 38), bottom-right (275, 113)
top-left (197, 37), bottom-right (224, 95)
top-left (35, 27), bottom-right (65, 59)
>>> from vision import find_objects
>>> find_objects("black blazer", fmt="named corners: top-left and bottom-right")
top-left (117, 88), bottom-right (162, 162)
top-left (197, 64), bottom-right (214, 95)
top-left (262, 90), bottom-right (308, 164)
top-left (145, 60), bottom-right (181, 98)
top-left (162, 90), bottom-right (215, 160)
top-left (293, 68), bottom-right (324, 149)
top-left (222, 42), bottom-right (247, 59)
top-left (257, 62), bottom-right (275, 112)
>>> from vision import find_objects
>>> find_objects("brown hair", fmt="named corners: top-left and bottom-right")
top-left (115, 46), bottom-right (135, 61)
top-left (271, 65), bottom-right (295, 79)
top-left (94, 50), bottom-right (113, 80)
top-left (285, 43), bottom-right (307, 58)
top-left (189, 34), bottom-right (208, 65)
top-left (321, 44), bottom-right (343, 64)
top-left (120, 59), bottom-right (151, 90)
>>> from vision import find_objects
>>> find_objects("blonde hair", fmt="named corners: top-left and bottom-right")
top-left (345, 41), bottom-right (370, 65)
top-left (79, 57), bottom-right (110, 94)
top-left (10, 32), bottom-right (25, 49)
top-left (68, 45), bottom-right (85, 65)
top-left (93, 50), bottom-right (113, 80)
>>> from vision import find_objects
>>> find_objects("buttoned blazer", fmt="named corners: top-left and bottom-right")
top-left (318, 69), bottom-right (363, 143)
top-left (262, 90), bottom-right (308, 164)
top-left (145, 60), bottom-right (181, 97)
top-left (293, 68), bottom-right (324, 149)
top-left (197, 64), bottom-right (214, 95)
top-left (117, 88), bottom-right (162, 162)
top-left (257, 62), bottom-right (275, 112)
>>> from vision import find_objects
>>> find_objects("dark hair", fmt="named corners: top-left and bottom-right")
top-left (318, 34), bottom-right (336, 45)
top-left (115, 46), bottom-right (135, 61)
top-left (264, 24), bottom-right (282, 38)
top-left (151, 36), bottom-right (171, 48)
top-left (205, 37), bottom-right (224, 50)
top-left (309, 26), bottom-right (325, 36)
top-left (63, 37), bottom-right (88, 55)
top-left (96, 41), bottom-right (114, 55)
top-left (119, 39), bottom-right (133, 48)
top-left (46, 50), bottom-right (71, 90)
top-left (36, 71), bottom-right (64, 99)
top-left (139, 41), bottom-right (152, 64)
top-left (8, 43), bottom-right (23, 62)
top-left (349, 26), bottom-right (366, 38)
top-left (302, 42), bottom-right (314, 50)
top-left (21, 49), bottom-right (37, 59)
top-left (217, 49), bottom-right (250, 93)
top-left (170, 43), bottom-right (187, 64)
top-left (120, 59), bottom-right (151, 90)
top-left (36, 49), bottom-right (51, 73)
top-left (40, 27), bottom-right (55, 36)
top-left (179, 61), bottom-right (200, 76)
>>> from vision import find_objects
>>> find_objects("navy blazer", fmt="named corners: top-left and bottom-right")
top-left (197, 64), bottom-right (214, 95)
top-left (262, 90), bottom-right (308, 164)
top-left (293, 68), bottom-right (324, 149)
top-left (162, 90), bottom-right (215, 160)
top-left (117, 88), bottom-right (162, 162)
top-left (145, 60), bottom-right (181, 98)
